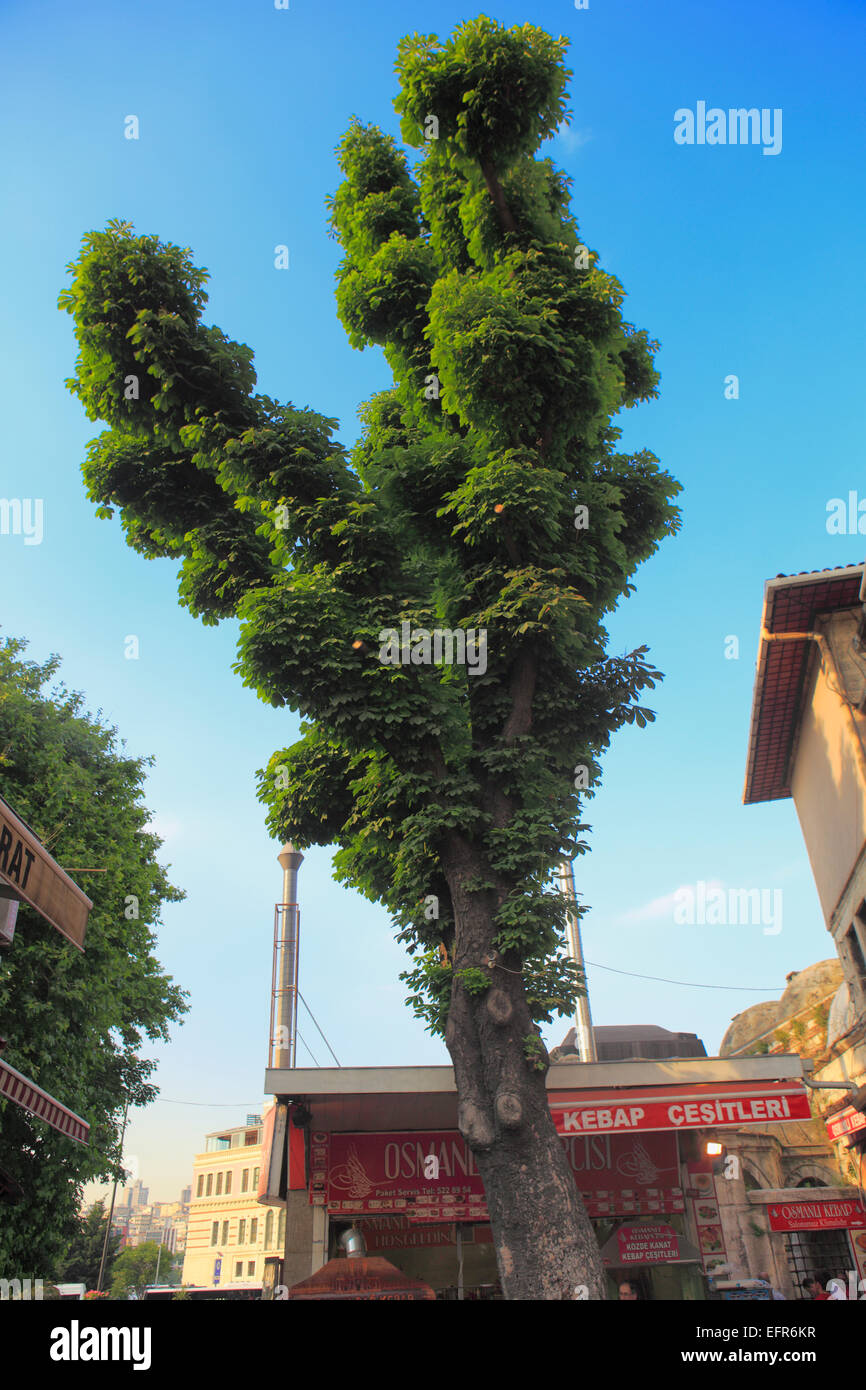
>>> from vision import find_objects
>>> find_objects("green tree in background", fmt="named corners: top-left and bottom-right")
top-left (109, 1240), bottom-right (167, 1300)
top-left (59, 18), bottom-right (679, 1297)
top-left (53, 1199), bottom-right (121, 1288)
top-left (0, 637), bottom-right (187, 1279)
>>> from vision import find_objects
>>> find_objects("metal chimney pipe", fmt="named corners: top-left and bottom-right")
top-left (274, 842), bottom-right (303, 1069)
top-left (558, 858), bottom-right (597, 1063)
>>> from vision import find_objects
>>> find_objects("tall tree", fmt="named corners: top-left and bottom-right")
top-left (53, 1200), bottom-right (121, 1288)
top-left (0, 637), bottom-right (187, 1279)
top-left (58, 18), bottom-right (679, 1298)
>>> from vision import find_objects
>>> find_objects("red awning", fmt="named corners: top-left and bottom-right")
top-left (0, 1057), bottom-right (89, 1144)
top-left (549, 1079), bottom-right (811, 1135)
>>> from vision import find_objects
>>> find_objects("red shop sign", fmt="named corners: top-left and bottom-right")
top-left (826, 1106), bottom-right (866, 1143)
top-left (605, 1224), bottom-right (681, 1266)
top-left (320, 1129), bottom-right (682, 1217)
top-left (551, 1081), bottom-right (811, 1136)
top-left (767, 1200), bottom-right (866, 1232)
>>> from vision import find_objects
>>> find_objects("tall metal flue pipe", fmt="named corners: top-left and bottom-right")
top-left (271, 842), bottom-right (303, 1069)
top-left (558, 857), bottom-right (597, 1063)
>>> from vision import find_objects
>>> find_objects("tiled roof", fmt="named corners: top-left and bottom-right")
top-left (743, 564), bottom-right (865, 804)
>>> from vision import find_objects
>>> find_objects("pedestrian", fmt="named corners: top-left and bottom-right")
top-left (801, 1275), bottom-right (829, 1301)
top-left (618, 1278), bottom-right (640, 1300)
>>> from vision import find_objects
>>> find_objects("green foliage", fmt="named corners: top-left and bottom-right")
top-left (0, 636), bottom-right (187, 1279)
top-left (58, 19), bottom-right (680, 1042)
top-left (456, 966), bottom-right (491, 994)
top-left (53, 1200), bottom-right (121, 1288)
top-left (523, 1032), bottom-right (548, 1072)
top-left (109, 1240), bottom-right (166, 1300)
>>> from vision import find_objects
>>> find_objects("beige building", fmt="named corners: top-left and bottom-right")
top-left (181, 1113), bottom-right (286, 1289)
top-left (717, 960), bottom-right (865, 1295)
top-left (738, 564), bottom-right (866, 1291)
top-left (744, 564), bottom-right (866, 1120)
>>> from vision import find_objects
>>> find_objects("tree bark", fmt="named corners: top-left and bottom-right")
top-left (441, 832), bottom-right (606, 1300)
top-left (479, 158), bottom-right (517, 235)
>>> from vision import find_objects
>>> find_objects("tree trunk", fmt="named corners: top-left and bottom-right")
top-left (441, 835), bottom-right (606, 1300)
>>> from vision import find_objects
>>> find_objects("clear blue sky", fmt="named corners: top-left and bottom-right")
top-left (1, 0), bottom-right (864, 1202)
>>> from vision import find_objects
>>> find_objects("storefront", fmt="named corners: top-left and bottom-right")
top-left (262, 1055), bottom-right (819, 1299)
top-left (0, 793), bottom-right (92, 1165)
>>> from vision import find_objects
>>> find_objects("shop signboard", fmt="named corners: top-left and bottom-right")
top-left (550, 1081), bottom-right (812, 1136)
top-left (0, 796), bottom-right (91, 950)
top-left (360, 1216), bottom-right (458, 1251)
top-left (826, 1106), bottom-right (866, 1142)
top-left (767, 1199), bottom-right (866, 1232)
top-left (600, 1223), bottom-right (682, 1266)
top-left (317, 1128), bottom-right (683, 1219)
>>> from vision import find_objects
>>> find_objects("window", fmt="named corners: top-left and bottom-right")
top-left (265, 1211), bottom-right (274, 1248)
top-left (206, 1173), bottom-right (213, 1197)
top-left (785, 1227), bottom-right (854, 1296)
top-left (846, 923), bottom-right (866, 983)
top-left (235, 1261), bottom-right (243, 1278)
top-left (238, 1218), bottom-right (246, 1245)
top-left (196, 1175), bottom-right (204, 1198)
top-left (250, 1218), bottom-right (258, 1244)
top-left (278, 1208), bottom-right (285, 1247)
top-left (253, 1168), bottom-right (260, 1188)
top-left (216, 1172), bottom-right (223, 1196)
top-left (222, 1220), bottom-right (229, 1244)
top-left (211, 1222), bottom-right (219, 1246)
top-left (245, 1130), bottom-right (258, 1146)
top-left (225, 1171), bottom-right (232, 1195)
top-left (241, 1169), bottom-right (249, 1193)
top-left (248, 1261), bottom-right (255, 1276)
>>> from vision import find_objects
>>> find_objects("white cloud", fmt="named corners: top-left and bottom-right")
top-left (145, 813), bottom-right (184, 844)
top-left (552, 121), bottom-right (592, 153)
top-left (617, 881), bottom-right (726, 924)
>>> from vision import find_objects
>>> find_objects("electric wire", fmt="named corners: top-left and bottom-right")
top-left (585, 959), bottom-right (778, 991)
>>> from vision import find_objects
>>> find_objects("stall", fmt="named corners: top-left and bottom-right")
top-left (262, 1055), bottom-right (817, 1299)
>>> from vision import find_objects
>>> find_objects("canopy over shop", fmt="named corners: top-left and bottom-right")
top-left (0, 793), bottom-right (92, 1159)
top-left (262, 1056), bottom-right (844, 1299)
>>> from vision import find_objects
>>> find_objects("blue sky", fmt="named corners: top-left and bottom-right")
top-left (1, 0), bottom-right (864, 1201)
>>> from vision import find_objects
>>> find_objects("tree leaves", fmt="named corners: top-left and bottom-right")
top-left (58, 18), bottom-right (681, 1040)
top-left (0, 635), bottom-right (187, 1278)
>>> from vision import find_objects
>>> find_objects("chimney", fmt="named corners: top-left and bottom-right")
top-left (271, 842), bottom-right (303, 1069)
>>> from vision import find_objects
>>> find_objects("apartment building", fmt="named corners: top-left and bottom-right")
top-left (181, 1112), bottom-right (286, 1288)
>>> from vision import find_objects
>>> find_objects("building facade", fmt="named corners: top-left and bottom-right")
top-left (743, 569), bottom-right (866, 1179)
top-left (181, 1115), bottom-right (287, 1289)
top-left (261, 1056), bottom-right (840, 1300)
